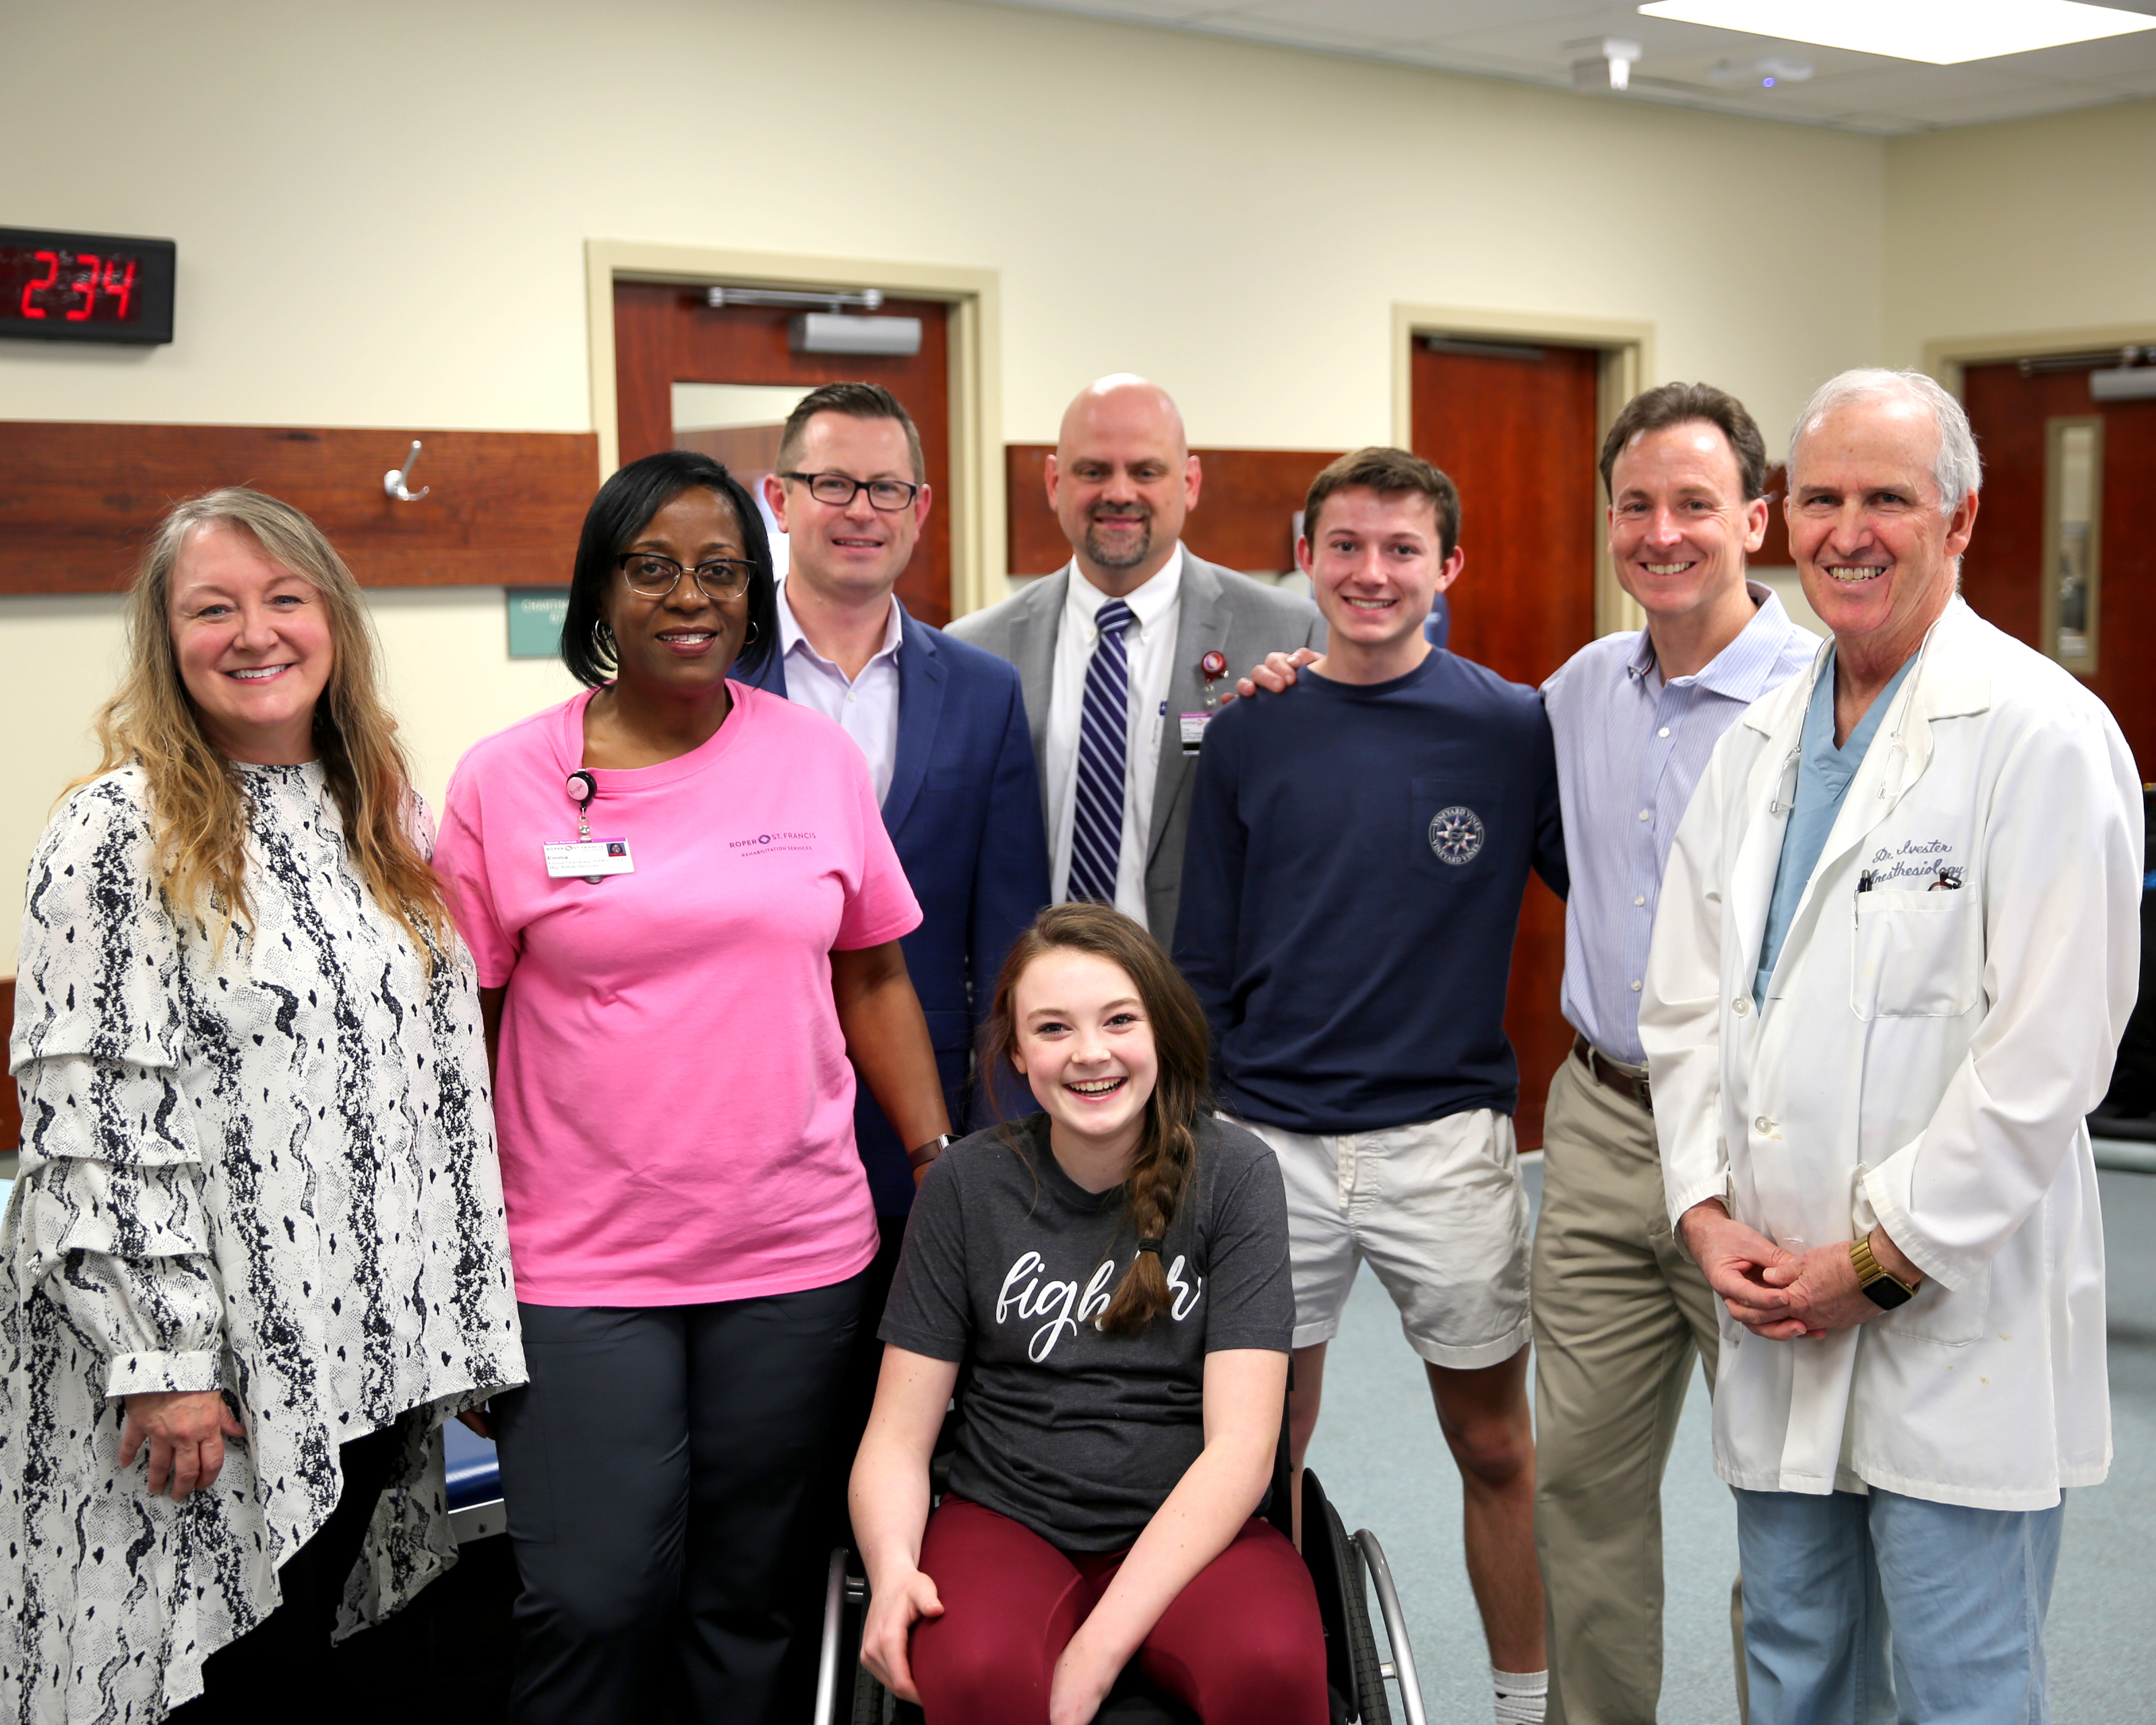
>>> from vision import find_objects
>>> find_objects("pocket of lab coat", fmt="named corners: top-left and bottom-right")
top-left (1872, 1261), bottom-right (1991, 1346)
top-left (1851, 888), bottom-right (1981, 1020)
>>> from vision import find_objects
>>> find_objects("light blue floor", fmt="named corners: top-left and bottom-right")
top-left (1306, 1161), bottom-right (2156, 1724)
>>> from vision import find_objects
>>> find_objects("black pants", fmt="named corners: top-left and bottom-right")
top-left (495, 1274), bottom-right (866, 1724)
top-left (166, 1418), bottom-right (406, 1723)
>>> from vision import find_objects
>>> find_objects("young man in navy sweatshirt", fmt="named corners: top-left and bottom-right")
top-left (1173, 447), bottom-right (1567, 1725)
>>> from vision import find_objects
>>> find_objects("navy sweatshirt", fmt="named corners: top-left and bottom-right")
top-left (1173, 650), bottom-right (1567, 1133)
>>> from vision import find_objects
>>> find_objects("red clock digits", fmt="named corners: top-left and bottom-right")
top-left (101, 256), bottom-right (136, 320)
top-left (20, 249), bottom-right (58, 319)
top-left (65, 254), bottom-right (99, 321)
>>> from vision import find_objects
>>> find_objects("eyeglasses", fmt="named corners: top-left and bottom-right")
top-left (615, 553), bottom-right (753, 600)
top-left (777, 470), bottom-right (921, 511)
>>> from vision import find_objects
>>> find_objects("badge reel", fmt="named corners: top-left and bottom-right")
top-left (1180, 650), bottom-right (1229, 755)
top-left (545, 770), bottom-right (635, 884)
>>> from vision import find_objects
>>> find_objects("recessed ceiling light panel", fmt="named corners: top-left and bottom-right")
top-left (1636, 1), bottom-right (2156, 65)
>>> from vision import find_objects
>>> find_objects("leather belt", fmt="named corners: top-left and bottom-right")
top-left (1574, 1034), bottom-right (1652, 1114)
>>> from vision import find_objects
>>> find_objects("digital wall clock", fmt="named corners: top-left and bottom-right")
top-left (1, 227), bottom-right (175, 344)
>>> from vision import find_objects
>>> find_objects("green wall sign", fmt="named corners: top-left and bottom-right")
top-left (507, 588), bottom-right (569, 660)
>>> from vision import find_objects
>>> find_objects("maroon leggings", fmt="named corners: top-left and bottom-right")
top-left (908, 1497), bottom-right (1330, 1725)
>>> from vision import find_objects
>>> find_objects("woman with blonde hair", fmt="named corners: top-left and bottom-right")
top-left (849, 902), bottom-right (1328, 1725)
top-left (0, 488), bottom-right (524, 1722)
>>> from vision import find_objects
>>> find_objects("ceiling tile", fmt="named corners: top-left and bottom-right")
top-left (1985, 32), bottom-right (2156, 82)
top-left (974, 0), bottom-right (1225, 22)
top-left (962, 0), bottom-right (2156, 133)
top-left (1231, 0), bottom-right (1495, 40)
top-left (1779, 63), bottom-right (2046, 106)
top-left (1855, 82), bottom-right (2124, 128)
top-left (1185, 11), bottom-right (1394, 50)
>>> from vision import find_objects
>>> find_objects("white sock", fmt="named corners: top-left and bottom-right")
top-left (1492, 1666), bottom-right (1548, 1725)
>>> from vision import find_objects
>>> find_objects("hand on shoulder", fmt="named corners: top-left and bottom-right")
top-left (1229, 647), bottom-right (1323, 703)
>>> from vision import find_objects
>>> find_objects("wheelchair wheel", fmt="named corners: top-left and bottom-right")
top-left (1330, 1498), bottom-right (1394, 1725)
top-left (1301, 1469), bottom-right (1392, 1724)
top-left (849, 1661), bottom-right (889, 1725)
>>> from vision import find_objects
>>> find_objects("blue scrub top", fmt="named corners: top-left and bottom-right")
top-left (1754, 649), bottom-right (1917, 1006)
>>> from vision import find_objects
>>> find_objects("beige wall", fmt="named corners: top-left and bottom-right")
top-left (3, 0), bottom-right (2140, 975)
top-left (0, 0), bottom-right (1892, 974)
top-left (1885, 100), bottom-right (2156, 369)
top-left (0, 589), bottom-right (581, 974)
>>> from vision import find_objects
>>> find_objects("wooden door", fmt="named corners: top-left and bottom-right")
top-left (1411, 340), bottom-right (1602, 1149)
top-left (613, 282), bottom-right (955, 625)
top-left (1960, 360), bottom-right (2155, 774)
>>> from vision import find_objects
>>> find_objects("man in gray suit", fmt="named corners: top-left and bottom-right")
top-left (948, 375), bottom-right (1324, 947)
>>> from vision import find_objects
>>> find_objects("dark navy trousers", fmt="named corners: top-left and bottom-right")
top-left (495, 1275), bottom-right (865, 1724)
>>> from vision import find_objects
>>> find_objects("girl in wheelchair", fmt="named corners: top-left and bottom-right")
top-left (850, 903), bottom-right (1330, 1725)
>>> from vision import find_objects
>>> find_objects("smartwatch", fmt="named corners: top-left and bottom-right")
top-left (1851, 1234), bottom-right (1917, 1310)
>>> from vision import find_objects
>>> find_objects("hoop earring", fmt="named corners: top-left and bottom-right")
top-left (743, 619), bottom-right (759, 647)
top-left (592, 618), bottom-right (615, 652)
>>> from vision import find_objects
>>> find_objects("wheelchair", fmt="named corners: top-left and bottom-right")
top-left (812, 1408), bottom-right (1429, 1725)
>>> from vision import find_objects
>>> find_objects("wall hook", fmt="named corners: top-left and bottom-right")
top-left (384, 440), bottom-right (430, 503)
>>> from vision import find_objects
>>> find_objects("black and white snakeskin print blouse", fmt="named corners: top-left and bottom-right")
top-left (0, 763), bottom-right (526, 1722)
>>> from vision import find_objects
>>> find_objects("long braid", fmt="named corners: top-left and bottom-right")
top-left (1097, 1110), bottom-right (1196, 1335)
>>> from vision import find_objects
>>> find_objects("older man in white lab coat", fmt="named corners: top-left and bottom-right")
top-left (1640, 369), bottom-right (2142, 1725)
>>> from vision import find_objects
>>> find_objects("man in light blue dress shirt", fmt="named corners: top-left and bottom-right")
top-left (1535, 384), bottom-right (1816, 1725)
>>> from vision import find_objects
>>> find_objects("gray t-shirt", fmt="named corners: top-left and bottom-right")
top-left (879, 1112), bottom-right (1293, 1551)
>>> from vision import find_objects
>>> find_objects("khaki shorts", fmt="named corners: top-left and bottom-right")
top-left (1233, 1110), bottom-right (1531, 1370)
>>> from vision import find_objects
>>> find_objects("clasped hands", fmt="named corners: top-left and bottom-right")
top-left (860, 1562), bottom-right (1120, 1725)
top-left (1678, 1199), bottom-right (1921, 1340)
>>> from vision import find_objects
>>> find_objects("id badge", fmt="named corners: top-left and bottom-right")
top-left (544, 838), bottom-right (635, 880)
top-left (1179, 712), bottom-right (1212, 755)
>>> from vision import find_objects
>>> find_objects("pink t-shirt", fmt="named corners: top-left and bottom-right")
top-left (435, 684), bottom-right (921, 1306)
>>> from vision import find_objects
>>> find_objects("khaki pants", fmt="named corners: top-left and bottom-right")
top-left (1531, 1045), bottom-right (1746, 1725)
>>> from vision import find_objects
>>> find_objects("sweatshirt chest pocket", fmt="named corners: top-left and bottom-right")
top-left (1410, 778), bottom-right (1508, 882)
top-left (1851, 888), bottom-right (1981, 1020)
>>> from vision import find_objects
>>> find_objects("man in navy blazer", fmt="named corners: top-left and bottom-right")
top-left (747, 381), bottom-right (1046, 1708)
top-left (745, 383), bottom-right (1049, 1221)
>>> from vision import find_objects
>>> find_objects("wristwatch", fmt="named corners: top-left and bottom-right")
top-left (907, 1133), bottom-right (956, 1172)
top-left (1850, 1233), bottom-right (1917, 1310)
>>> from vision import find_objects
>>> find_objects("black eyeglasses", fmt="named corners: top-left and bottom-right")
top-left (615, 553), bottom-right (753, 600)
top-left (777, 470), bottom-right (921, 511)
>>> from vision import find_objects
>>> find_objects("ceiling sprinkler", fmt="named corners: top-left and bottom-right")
top-left (1570, 36), bottom-right (1643, 91)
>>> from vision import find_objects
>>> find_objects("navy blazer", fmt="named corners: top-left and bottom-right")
top-left (747, 604), bottom-right (1051, 1214)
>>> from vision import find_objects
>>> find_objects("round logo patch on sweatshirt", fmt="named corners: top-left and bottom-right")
top-left (1428, 805), bottom-right (1485, 865)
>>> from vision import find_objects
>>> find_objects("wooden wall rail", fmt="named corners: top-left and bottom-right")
top-left (1007, 445), bottom-right (1344, 579)
top-left (0, 422), bottom-right (600, 595)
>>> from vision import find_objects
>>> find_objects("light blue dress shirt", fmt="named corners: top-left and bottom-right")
top-left (1543, 584), bottom-right (1818, 1065)
top-left (1752, 649), bottom-right (1919, 1006)
top-left (774, 578), bottom-right (905, 806)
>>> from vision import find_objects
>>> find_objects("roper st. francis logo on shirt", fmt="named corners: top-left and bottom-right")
top-left (996, 1249), bottom-right (1202, 1360)
top-left (727, 829), bottom-right (817, 854)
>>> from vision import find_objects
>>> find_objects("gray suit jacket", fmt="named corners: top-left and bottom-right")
top-left (947, 551), bottom-right (1326, 947)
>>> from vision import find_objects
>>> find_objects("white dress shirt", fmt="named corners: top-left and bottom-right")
top-left (1045, 546), bottom-right (1183, 926)
top-left (774, 579), bottom-right (904, 805)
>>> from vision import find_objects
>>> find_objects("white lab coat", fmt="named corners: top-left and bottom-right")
top-left (1641, 599), bottom-right (2142, 1509)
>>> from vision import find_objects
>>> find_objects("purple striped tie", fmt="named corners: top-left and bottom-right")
top-left (1068, 599), bottom-right (1134, 905)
